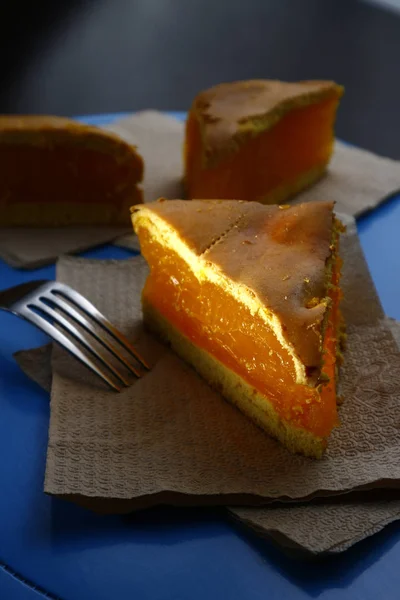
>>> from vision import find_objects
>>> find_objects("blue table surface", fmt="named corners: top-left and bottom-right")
top-left (1, 113), bottom-right (400, 600)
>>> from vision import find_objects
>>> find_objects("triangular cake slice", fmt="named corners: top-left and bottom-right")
top-left (185, 80), bottom-right (343, 205)
top-left (132, 199), bottom-right (344, 458)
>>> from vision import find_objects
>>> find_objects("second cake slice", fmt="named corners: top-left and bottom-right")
top-left (185, 80), bottom-right (343, 205)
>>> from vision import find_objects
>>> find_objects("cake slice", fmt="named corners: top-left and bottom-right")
top-left (0, 116), bottom-right (143, 226)
top-left (185, 80), bottom-right (343, 205)
top-left (132, 199), bottom-right (344, 458)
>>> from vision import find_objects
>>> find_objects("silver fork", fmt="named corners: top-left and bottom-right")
top-left (0, 280), bottom-right (150, 391)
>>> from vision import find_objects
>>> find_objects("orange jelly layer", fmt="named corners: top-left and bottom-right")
top-left (138, 227), bottom-right (341, 438)
top-left (185, 94), bottom-right (340, 201)
top-left (0, 146), bottom-right (140, 204)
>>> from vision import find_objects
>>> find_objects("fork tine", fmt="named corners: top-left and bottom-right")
top-left (20, 303), bottom-right (131, 388)
top-left (51, 284), bottom-right (150, 371)
top-left (40, 293), bottom-right (146, 379)
top-left (18, 307), bottom-right (122, 392)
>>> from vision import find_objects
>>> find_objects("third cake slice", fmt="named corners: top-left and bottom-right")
top-left (0, 116), bottom-right (143, 226)
top-left (132, 199), bottom-right (344, 457)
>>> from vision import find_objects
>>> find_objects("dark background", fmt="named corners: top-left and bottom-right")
top-left (1, 0), bottom-right (400, 158)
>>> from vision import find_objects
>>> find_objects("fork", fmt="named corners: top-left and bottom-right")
top-left (0, 280), bottom-right (150, 391)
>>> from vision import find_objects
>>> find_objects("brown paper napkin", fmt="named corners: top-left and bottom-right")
top-left (0, 226), bottom-right (132, 270)
top-left (14, 221), bottom-right (400, 554)
top-left (231, 489), bottom-right (400, 556)
top-left (105, 111), bottom-right (184, 203)
top-left (2, 110), bottom-right (400, 267)
top-left (295, 141), bottom-right (400, 215)
top-left (15, 320), bottom-right (400, 555)
top-left (14, 218), bottom-right (400, 505)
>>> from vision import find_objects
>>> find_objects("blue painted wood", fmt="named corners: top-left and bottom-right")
top-left (1, 113), bottom-right (400, 600)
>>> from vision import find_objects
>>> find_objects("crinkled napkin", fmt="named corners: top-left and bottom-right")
top-left (2, 110), bottom-right (400, 267)
top-left (14, 218), bottom-right (400, 554)
top-left (0, 226), bottom-right (132, 270)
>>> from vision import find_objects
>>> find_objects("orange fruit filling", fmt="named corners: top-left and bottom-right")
top-left (185, 94), bottom-right (341, 203)
top-left (137, 225), bottom-right (342, 439)
top-left (0, 146), bottom-right (141, 206)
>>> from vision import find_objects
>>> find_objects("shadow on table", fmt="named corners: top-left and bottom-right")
top-left (232, 512), bottom-right (400, 596)
top-left (48, 491), bottom-right (400, 596)
top-left (50, 499), bottom-right (230, 549)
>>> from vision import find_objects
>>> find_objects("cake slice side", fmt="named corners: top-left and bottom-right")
top-left (132, 199), bottom-right (344, 457)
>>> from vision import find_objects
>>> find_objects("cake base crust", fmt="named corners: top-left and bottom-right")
top-left (143, 296), bottom-right (327, 459)
top-left (257, 163), bottom-right (327, 206)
